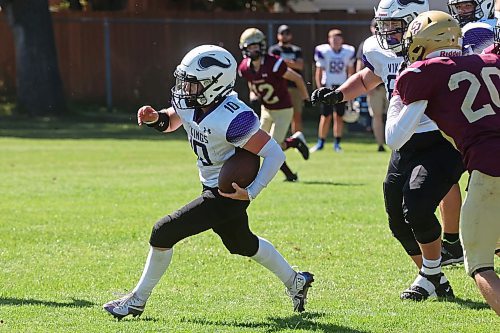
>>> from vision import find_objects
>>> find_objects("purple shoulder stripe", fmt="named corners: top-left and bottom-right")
top-left (226, 111), bottom-right (259, 144)
top-left (463, 27), bottom-right (494, 53)
top-left (362, 54), bottom-right (375, 71)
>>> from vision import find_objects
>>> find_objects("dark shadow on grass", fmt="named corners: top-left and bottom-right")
top-left (182, 312), bottom-right (369, 333)
top-left (301, 180), bottom-right (365, 186)
top-left (441, 296), bottom-right (491, 311)
top-left (0, 297), bottom-right (94, 308)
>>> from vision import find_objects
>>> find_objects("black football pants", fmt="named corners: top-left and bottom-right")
top-left (149, 187), bottom-right (259, 257)
top-left (383, 131), bottom-right (465, 255)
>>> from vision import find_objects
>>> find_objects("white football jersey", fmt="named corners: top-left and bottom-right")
top-left (462, 18), bottom-right (497, 54)
top-left (175, 92), bottom-right (260, 188)
top-left (314, 43), bottom-right (355, 87)
top-left (362, 36), bottom-right (438, 134)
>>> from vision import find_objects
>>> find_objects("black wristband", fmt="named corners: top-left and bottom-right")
top-left (146, 111), bottom-right (170, 132)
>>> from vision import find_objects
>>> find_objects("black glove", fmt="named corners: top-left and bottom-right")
top-left (311, 87), bottom-right (344, 106)
top-left (303, 100), bottom-right (313, 108)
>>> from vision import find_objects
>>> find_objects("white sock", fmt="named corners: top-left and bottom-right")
top-left (132, 247), bottom-right (173, 301)
top-left (421, 257), bottom-right (441, 276)
top-left (251, 237), bottom-right (296, 288)
top-left (412, 274), bottom-right (436, 294)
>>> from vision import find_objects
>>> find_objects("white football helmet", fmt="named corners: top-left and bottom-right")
top-left (171, 45), bottom-right (237, 109)
top-left (448, 0), bottom-right (495, 27)
top-left (343, 102), bottom-right (360, 123)
top-left (374, 0), bottom-right (430, 55)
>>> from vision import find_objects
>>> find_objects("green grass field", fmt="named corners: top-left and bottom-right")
top-left (0, 116), bottom-right (498, 332)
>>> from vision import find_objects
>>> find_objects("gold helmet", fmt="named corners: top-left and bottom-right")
top-left (239, 28), bottom-right (267, 60)
top-left (403, 10), bottom-right (462, 64)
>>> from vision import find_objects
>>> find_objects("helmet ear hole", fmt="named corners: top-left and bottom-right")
top-left (413, 46), bottom-right (425, 61)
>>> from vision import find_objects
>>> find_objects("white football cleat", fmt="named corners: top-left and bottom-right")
top-left (103, 292), bottom-right (147, 320)
top-left (286, 271), bottom-right (314, 312)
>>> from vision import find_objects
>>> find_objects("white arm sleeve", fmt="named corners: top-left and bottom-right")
top-left (385, 95), bottom-right (428, 150)
top-left (246, 138), bottom-right (286, 201)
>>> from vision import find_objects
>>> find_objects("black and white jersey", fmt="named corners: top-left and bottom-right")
top-left (175, 92), bottom-right (260, 188)
top-left (362, 36), bottom-right (438, 134)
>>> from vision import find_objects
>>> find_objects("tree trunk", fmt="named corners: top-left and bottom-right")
top-left (0, 0), bottom-right (66, 115)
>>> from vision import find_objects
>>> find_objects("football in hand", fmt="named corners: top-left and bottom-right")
top-left (218, 149), bottom-right (260, 193)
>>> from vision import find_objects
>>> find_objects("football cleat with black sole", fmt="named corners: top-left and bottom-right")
top-left (435, 279), bottom-right (455, 298)
top-left (400, 271), bottom-right (440, 302)
top-left (291, 131), bottom-right (309, 160)
top-left (103, 292), bottom-right (146, 320)
top-left (441, 240), bottom-right (464, 266)
top-left (284, 173), bottom-right (298, 182)
top-left (287, 271), bottom-right (314, 312)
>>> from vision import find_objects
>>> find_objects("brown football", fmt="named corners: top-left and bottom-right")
top-left (218, 149), bottom-right (260, 193)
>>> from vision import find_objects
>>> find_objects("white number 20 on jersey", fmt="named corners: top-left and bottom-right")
top-left (448, 67), bottom-right (500, 123)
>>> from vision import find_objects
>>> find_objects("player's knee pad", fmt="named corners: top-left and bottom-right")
top-left (404, 204), bottom-right (442, 244)
top-left (407, 215), bottom-right (442, 244)
top-left (389, 221), bottom-right (421, 256)
top-left (149, 215), bottom-right (178, 248)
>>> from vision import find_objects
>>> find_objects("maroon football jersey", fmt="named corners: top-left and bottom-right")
top-left (238, 54), bottom-right (292, 110)
top-left (394, 54), bottom-right (500, 176)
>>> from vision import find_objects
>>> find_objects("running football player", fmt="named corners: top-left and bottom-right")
top-left (102, 45), bottom-right (314, 319)
top-left (238, 28), bottom-right (311, 182)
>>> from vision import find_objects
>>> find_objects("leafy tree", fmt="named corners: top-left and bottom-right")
top-left (0, 0), bottom-right (66, 115)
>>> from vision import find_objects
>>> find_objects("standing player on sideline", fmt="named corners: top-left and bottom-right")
top-left (385, 11), bottom-right (500, 313)
top-left (311, 0), bottom-right (462, 300)
top-left (310, 29), bottom-right (355, 152)
top-left (102, 45), bottom-right (314, 319)
top-left (448, 0), bottom-right (497, 54)
top-left (238, 28), bottom-right (310, 182)
top-left (268, 25), bottom-right (306, 134)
